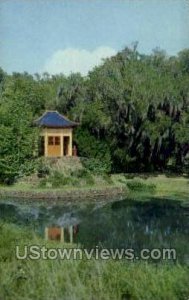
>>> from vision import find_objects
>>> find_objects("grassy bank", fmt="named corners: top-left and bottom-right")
top-left (114, 174), bottom-right (189, 201)
top-left (0, 173), bottom-right (188, 202)
top-left (0, 223), bottom-right (189, 300)
top-left (0, 157), bottom-right (189, 201)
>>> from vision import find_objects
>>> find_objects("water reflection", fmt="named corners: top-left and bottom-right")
top-left (45, 225), bottom-right (79, 243)
top-left (0, 198), bottom-right (188, 262)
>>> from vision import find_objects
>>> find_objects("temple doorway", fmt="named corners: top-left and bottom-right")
top-left (63, 136), bottom-right (70, 156)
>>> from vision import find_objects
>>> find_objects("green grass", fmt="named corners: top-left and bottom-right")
top-left (137, 175), bottom-right (189, 201)
top-left (0, 223), bottom-right (189, 300)
top-left (112, 174), bottom-right (189, 201)
top-left (0, 173), bottom-right (189, 202)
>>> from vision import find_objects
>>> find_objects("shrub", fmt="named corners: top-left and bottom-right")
top-left (71, 168), bottom-right (89, 178)
top-left (123, 174), bottom-right (135, 179)
top-left (102, 174), bottom-right (113, 185)
top-left (71, 168), bottom-right (95, 185)
top-left (75, 128), bottom-right (112, 173)
top-left (39, 171), bottom-right (73, 188)
top-left (127, 180), bottom-right (156, 192)
top-left (37, 163), bottom-right (50, 178)
top-left (85, 173), bottom-right (95, 185)
top-left (81, 157), bottom-right (111, 174)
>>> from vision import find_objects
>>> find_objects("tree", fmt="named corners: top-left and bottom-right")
top-left (0, 75), bottom-right (39, 183)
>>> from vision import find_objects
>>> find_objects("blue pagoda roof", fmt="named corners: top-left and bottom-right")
top-left (34, 111), bottom-right (77, 128)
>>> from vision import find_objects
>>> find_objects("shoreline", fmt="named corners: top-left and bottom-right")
top-left (0, 174), bottom-right (188, 202)
top-left (0, 185), bottom-right (127, 201)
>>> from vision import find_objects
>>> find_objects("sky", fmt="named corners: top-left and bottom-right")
top-left (0, 0), bottom-right (189, 75)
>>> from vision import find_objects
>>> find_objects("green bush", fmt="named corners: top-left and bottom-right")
top-left (81, 157), bottom-right (111, 174)
top-left (38, 169), bottom-right (95, 188)
top-left (75, 128), bottom-right (112, 173)
top-left (102, 174), bottom-right (113, 185)
top-left (71, 168), bottom-right (95, 185)
top-left (39, 171), bottom-right (73, 188)
top-left (51, 171), bottom-right (68, 187)
top-left (37, 163), bottom-right (50, 178)
top-left (127, 180), bottom-right (156, 192)
top-left (123, 174), bottom-right (135, 179)
top-left (71, 168), bottom-right (89, 178)
top-left (85, 173), bottom-right (95, 185)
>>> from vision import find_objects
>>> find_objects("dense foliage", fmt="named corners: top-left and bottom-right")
top-left (0, 46), bottom-right (189, 182)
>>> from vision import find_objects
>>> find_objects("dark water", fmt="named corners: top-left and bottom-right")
top-left (0, 197), bottom-right (189, 263)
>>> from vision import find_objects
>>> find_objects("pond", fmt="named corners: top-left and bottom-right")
top-left (0, 197), bottom-right (189, 263)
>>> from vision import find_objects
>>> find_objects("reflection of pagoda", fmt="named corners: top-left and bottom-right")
top-left (45, 225), bottom-right (79, 243)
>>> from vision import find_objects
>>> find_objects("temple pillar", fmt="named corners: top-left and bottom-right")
top-left (44, 132), bottom-right (48, 157)
top-left (60, 134), bottom-right (63, 157)
top-left (69, 132), bottom-right (72, 156)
